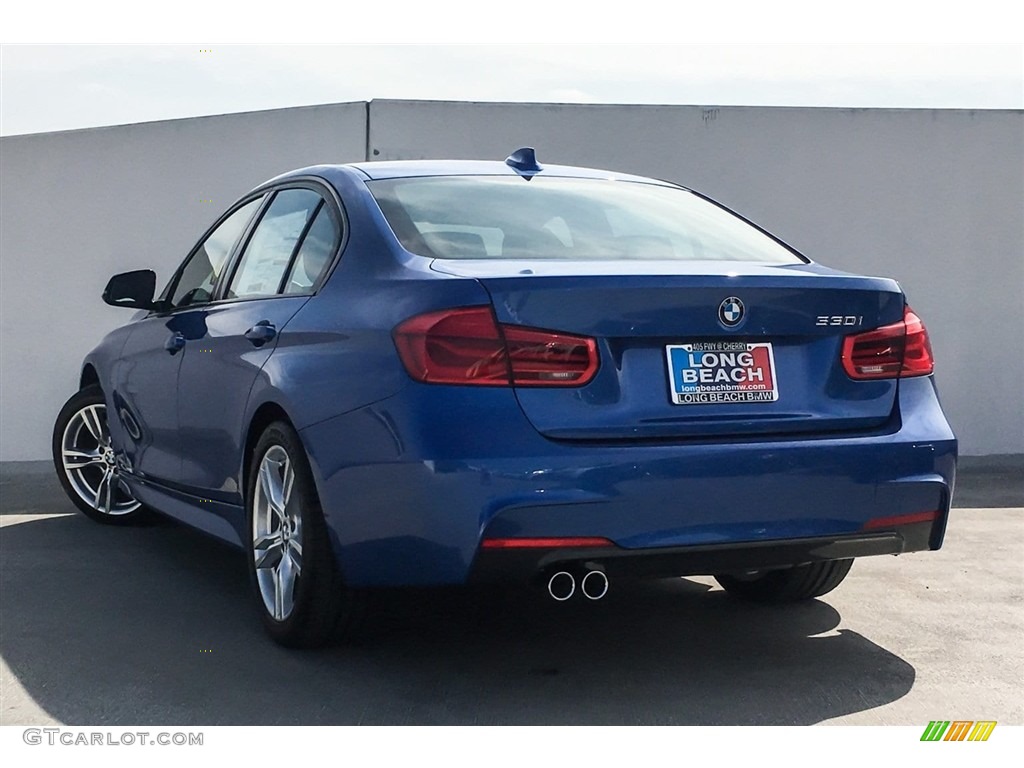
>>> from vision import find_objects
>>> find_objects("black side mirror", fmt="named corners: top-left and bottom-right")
top-left (102, 270), bottom-right (158, 310)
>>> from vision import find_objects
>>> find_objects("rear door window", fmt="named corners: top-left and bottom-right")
top-left (226, 189), bottom-right (323, 300)
top-left (282, 204), bottom-right (341, 295)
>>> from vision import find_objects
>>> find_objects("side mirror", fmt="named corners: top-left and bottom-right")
top-left (102, 270), bottom-right (157, 310)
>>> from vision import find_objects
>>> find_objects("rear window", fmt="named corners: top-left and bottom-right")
top-left (367, 176), bottom-right (803, 264)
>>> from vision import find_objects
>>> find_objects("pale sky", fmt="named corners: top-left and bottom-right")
top-left (1, 44), bottom-right (1022, 137)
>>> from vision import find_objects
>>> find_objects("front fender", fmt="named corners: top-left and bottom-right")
top-left (80, 323), bottom-right (135, 452)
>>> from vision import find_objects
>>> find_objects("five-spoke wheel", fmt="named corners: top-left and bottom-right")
top-left (252, 445), bottom-right (304, 621)
top-left (245, 421), bottom-right (363, 647)
top-left (52, 385), bottom-right (144, 523)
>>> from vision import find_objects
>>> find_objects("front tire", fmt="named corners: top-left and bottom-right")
top-left (246, 421), bottom-right (362, 647)
top-left (715, 559), bottom-right (854, 603)
top-left (52, 385), bottom-right (145, 524)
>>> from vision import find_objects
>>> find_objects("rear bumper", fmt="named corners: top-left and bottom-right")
top-left (471, 523), bottom-right (934, 584)
top-left (301, 375), bottom-right (956, 587)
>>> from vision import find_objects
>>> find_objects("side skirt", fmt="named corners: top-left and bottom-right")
top-left (125, 475), bottom-right (245, 548)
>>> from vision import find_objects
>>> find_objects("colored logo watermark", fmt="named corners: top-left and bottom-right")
top-left (920, 721), bottom-right (997, 741)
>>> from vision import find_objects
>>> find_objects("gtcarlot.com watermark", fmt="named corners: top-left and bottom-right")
top-left (23, 728), bottom-right (203, 747)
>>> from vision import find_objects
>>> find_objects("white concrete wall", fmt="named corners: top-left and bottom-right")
top-left (0, 103), bottom-right (368, 461)
top-left (369, 100), bottom-right (1024, 456)
top-left (1, 99), bottom-right (1021, 458)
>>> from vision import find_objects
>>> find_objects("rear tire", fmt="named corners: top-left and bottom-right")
top-left (52, 385), bottom-right (146, 524)
top-left (715, 559), bottom-right (853, 603)
top-left (245, 420), bottom-right (363, 647)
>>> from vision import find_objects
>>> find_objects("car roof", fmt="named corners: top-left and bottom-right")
top-left (348, 159), bottom-right (671, 185)
top-left (262, 158), bottom-right (679, 188)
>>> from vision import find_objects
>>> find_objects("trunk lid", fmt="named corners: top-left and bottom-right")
top-left (432, 259), bottom-right (905, 440)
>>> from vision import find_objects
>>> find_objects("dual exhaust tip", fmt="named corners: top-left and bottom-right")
top-left (547, 569), bottom-right (609, 601)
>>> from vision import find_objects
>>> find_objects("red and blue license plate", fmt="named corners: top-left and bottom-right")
top-left (666, 341), bottom-right (779, 405)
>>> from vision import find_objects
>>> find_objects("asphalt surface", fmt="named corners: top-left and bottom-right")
top-left (1, 457), bottom-right (1021, 726)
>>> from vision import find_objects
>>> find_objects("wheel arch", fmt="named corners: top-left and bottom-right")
top-left (242, 401), bottom-right (297, 501)
top-left (80, 363), bottom-right (100, 391)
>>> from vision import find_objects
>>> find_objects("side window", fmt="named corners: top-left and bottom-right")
top-left (170, 197), bottom-right (262, 309)
top-left (283, 204), bottom-right (341, 294)
top-left (226, 189), bottom-right (322, 300)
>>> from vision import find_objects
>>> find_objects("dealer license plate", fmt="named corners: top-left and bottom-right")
top-left (666, 341), bottom-right (779, 406)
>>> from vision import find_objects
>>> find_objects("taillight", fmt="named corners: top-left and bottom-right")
top-left (841, 305), bottom-right (934, 380)
top-left (393, 306), bottom-right (599, 387)
top-left (502, 324), bottom-right (599, 386)
top-left (900, 308), bottom-right (935, 377)
top-left (393, 307), bottom-right (509, 386)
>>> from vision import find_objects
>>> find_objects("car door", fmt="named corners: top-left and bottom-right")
top-left (112, 196), bottom-right (264, 485)
top-left (175, 185), bottom-right (342, 504)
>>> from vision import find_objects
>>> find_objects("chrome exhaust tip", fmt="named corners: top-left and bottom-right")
top-left (580, 569), bottom-right (609, 600)
top-left (547, 571), bottom-right (576, 601)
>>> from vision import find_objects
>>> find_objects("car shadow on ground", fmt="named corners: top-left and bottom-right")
top-left (2, 504), bottom-right (916, 725)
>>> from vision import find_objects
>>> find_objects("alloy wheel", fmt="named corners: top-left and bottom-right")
top-left (252, 445), bottom-right (303, 621)
top-left (60, 403), bottom-right (140, 516)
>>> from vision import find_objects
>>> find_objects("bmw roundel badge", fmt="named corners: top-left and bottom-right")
top-left (718, 296), bottom-right (745, 327)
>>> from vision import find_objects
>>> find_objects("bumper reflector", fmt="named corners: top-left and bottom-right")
top-left (481, 537), bottom-right (615, 549)
top-left (863, 510), bottom-right (938, 530)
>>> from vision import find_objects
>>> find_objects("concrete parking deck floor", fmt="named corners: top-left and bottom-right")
top-left (1, 458), bottom-right (1021, 725)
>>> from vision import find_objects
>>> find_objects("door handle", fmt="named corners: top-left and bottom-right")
top-left (244, 320), bottom-right (277, 347)
top-left (164, 332), bottom-right (186, 355)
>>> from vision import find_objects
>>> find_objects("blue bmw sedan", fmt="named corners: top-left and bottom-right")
top-left (52, 148), bottom-right (957, 646)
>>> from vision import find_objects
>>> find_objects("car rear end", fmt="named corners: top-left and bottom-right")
top-left (306, 166), bottom-right (957, 591)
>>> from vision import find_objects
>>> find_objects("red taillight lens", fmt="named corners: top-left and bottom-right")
top-left (841, 306), bottom-right (934, 380)
top-left (503, 324), bottom-right (599, 386)
top-left (393, 306), bottom-right (599, 387)
top-left (900, 308), bottom-right (935, 377)
top-left (393, 307), bottom-right (510, 385)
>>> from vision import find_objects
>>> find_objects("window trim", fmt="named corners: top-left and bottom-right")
top-left (151, 176), bottom-right (348, 317)
top-left (215, 180), bottom-right (345, 306)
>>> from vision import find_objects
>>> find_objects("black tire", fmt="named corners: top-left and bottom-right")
top-left (715, 559), bottom-right (854, 603)
top-left (245, 420), bottom-right (363, 648)
top-left (52, 385), bottom-right (147, 525)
